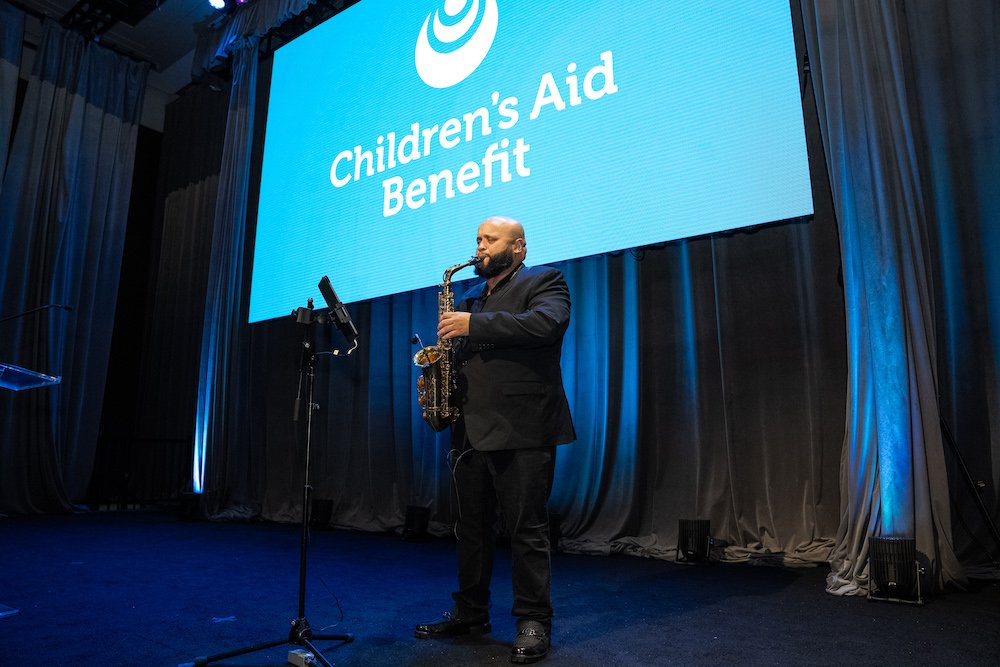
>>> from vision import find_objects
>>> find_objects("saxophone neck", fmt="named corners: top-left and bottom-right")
top-left (443, 256), bottom-right (482, 283)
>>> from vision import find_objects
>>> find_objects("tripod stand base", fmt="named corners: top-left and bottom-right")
top-left (181, 617), bottom-right (353, 667)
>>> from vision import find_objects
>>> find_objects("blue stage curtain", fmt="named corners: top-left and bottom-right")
top-left (0, 0), bottom-right (23, 184)
top-left (555, 253), bottom-right (641, 547)
top-left (0, 20), bottom-right (148, 514)
top-left (801, 0), bottom-right (1000, 593)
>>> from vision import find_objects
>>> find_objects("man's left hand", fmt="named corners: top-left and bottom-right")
top-left (439, 311), bottom-right (471, 340)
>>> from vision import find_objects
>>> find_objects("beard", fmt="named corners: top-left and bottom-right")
top-left (475, 246), bottom-right (516, 279)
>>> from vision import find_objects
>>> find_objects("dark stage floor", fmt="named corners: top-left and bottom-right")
top-left (0, 511), bottom-right (998, 666)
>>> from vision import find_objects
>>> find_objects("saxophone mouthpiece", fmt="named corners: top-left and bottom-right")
top-left (470, 255), bottom-right (483, 265)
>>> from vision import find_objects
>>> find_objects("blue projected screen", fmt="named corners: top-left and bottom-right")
top-left (249, 0), bottom-right (813, 322)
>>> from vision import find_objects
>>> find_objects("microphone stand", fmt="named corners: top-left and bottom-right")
top-left (940, 412), bottom-right (1000, 569)
top-left (184, 299), bottom-right (354, 667)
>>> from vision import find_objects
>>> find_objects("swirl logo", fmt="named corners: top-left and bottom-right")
top-left (415, 0), bottom-right (499, 88)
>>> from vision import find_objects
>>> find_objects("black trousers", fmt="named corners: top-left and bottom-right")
top-left (451, 445), bottom-right (557, 624)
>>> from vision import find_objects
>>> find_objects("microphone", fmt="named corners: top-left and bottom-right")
top-left (318, 276), bottom-right (358, 343)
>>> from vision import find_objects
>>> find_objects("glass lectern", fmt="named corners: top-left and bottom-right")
top-left (0, 362), bottom-right (61, 391)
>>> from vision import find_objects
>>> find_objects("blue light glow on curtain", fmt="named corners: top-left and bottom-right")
top-left (193, 42), bottom-right (259, 494)
top-left (190, 0), bottom-right (324, 499)
top-left (802, 0), bottom-right (974, 593)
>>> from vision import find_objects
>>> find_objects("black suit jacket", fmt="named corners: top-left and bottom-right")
top-left (453, 264), bottom-right (576, 451)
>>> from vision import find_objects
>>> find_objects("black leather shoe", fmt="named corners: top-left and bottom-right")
top-left (510, 620), bottom-right (550, 663)
top-left (414, 611), bottom-right (491, 639)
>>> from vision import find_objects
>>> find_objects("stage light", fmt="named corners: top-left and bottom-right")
top-left (868, 536), bottom-right (924, 604)
top-left (209, 0), bottom-right (251, 10)
top-left (676, 519), bottom-right (711, 563)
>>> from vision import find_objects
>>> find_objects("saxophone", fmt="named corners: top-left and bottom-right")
top-left (413, 256), bottom-right (481, 432)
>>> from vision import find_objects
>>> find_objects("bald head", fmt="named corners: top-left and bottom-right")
top-left (483, 216), bottom-right (525, 245)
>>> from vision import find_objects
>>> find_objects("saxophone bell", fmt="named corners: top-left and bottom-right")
top-left (411, 334), bottom-right (436, 367)
top-left (413, 346), bottom-right (441, 367)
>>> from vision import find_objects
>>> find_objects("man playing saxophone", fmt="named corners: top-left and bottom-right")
top-left (415, 216), bottom-right (576, 664)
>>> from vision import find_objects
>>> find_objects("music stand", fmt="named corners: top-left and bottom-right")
top-left (183, 279), bottom-right (358, 667)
